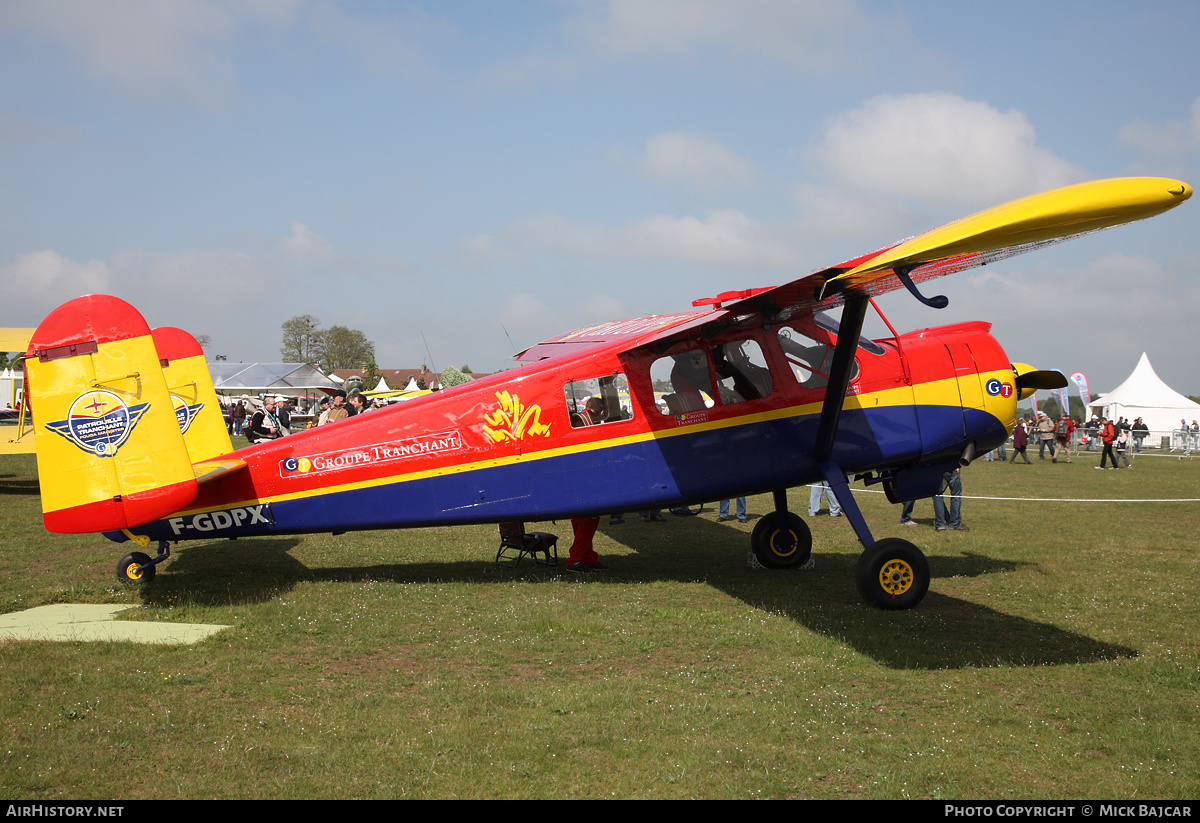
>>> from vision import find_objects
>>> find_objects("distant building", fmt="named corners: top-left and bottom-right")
top-left (331, 365), bottom-right (494, 392)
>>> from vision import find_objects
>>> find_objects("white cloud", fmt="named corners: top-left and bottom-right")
top-left (576, 0), bottom-right (900, 73)
top-left (279, 222), bottom-right (335, 265)
top-left (497, 209), bottom-right (792, 269)
top-left (0, 0), bottom-right (444, 106)
top-left (789, 183), bottom-right (924, 250)
top-left (0, 222), bottom-right (391, 344)
top-left (1118, 98), bottom-right (1200, 157)
top-left (106, 248), bottom-right (261, 307)
top-left (0, 0), bottom-right (237, 106)
top-left (627, 210), bottom-right (787, 267)
top-left (301, 0), bottom-right (445, 79)
top-left (640, 131), bottom-right (758, 191)
top-left (4, 250), bottom-right (110, 311)
top-left (498, 292), bottom-right (553, 326)
top-left (808, 93), bottom-right (1086, 208)
top-left (484, 0), bottom-right (912, 87)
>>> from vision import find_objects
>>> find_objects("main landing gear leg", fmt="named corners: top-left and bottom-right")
top-left (818, 460), bottom-right (929, 610)
top-left (818, 460), bottom-right (874, 548)
top-left (750, 489), bottom-right (813, 569)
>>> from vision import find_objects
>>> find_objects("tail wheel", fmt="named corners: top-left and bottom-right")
top-left (750, 512), bottom-right (812, 569)
top-left (856, 538), bottom-right (928, 609)
top-left (117, 552), bottom-right (155, 585)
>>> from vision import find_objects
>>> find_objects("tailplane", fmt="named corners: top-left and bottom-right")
top-left (26, 296), bottom-right (199, 533)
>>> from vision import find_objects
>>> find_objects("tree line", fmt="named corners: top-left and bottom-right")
top-left (281, 315), bottom-right (375, 371)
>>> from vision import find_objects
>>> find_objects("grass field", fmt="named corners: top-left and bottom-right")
top-left (1, 447), bottom-right (1197, 799)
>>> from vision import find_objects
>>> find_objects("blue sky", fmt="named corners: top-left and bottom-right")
top-left (2, 0), bottom-right (1197, 395)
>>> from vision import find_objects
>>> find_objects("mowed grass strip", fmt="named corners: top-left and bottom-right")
top-left (1, 450), bottom-right (1197, 799)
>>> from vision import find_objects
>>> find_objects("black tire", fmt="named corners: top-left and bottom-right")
top-left (117, 552), bottom-right (155, 585)
top-left (750, 511), bottom-right (812, 569)
top-left (856, 538), bottom-right (929, 610)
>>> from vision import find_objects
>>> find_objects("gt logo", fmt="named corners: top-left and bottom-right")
top-left (985, 378), bottom-right (1013, 398)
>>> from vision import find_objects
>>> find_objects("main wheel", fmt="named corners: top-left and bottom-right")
top-left (117, 552), bottom-right (155, 585)
top-left (856, 538), bottom-right (929, 610)
top-left (750, 511), bottom-right (812, 569)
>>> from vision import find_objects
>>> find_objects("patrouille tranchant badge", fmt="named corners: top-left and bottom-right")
top-left (170, 394), bottom-right (204, 434)
top-left (44, 390), bottom-right (150, 457)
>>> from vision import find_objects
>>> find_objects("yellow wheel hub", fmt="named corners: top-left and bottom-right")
top-left (878, 558), bottom-right (913, 596)
top-left (769, 529), bottom-right (797, 558)
top-left (125, 563), bottom-right (143, 581)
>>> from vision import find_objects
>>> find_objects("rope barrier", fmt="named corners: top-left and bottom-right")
top-left (808, 484), bottom-right (1200, 504)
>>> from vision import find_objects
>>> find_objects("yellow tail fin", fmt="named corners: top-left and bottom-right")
top-left (27, 296), bottom-right (199, 533)
top-left (152, 326), bottom-right (233, 463)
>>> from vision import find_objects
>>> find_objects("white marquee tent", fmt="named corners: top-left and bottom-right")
top-left (1088, 353), bottom-right (1200, 443)
top-left (208, 362), bottom-right (340, 396)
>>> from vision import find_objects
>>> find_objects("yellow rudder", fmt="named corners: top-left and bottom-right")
top-left (26, 296), bottom-right (198, 533)
top-left (152, 326), bottom-right (233, 464)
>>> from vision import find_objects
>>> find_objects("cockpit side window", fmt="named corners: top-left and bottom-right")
top-left (713, 339), bottom-right (773, 404)
top-left (650, 349), bottom-right (714, 415)
top-left (777, 326), bottom-right (858, 389)
top-left (564, 373), bottom-right (633, 428)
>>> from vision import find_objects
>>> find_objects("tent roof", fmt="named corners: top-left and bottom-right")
top-left (1090, 353), bottom-right (1200, 411)
top-left (209, 362), bottom-right (340, 394)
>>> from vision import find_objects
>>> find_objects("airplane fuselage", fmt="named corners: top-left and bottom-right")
top-left (108, 314), bottom-right (1016, 546)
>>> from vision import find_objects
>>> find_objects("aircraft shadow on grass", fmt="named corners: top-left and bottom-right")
top-left (139, 514), bottom-right (1136, 671)
top-left (0, 472), bottom-right (40, 495)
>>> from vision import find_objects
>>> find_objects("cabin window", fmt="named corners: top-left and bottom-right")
top-left (713, 339), bottom-right (773, 404)
top-left (564, 373), bottom-right (633, 428)
top-left (650, 349), bottom-right (715, 415)
top-left (777, 326), bottom-right (858, 389)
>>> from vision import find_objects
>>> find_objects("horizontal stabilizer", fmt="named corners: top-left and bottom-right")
top-left (192, 458), bottom-right (247, 485)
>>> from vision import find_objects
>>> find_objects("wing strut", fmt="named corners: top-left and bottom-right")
top-left (810, 293), bottom-right (876, 549)
top-left (813, 294), bottom-right (868, 463)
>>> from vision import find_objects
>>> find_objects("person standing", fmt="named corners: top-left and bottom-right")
top-left (566, 516), bottom-right (608, 573)
top-left (1115, 429), bottom-right (1133, 468)
top-left (898, 468), bottom-right (968, 531)
top-left (1009, 418), bottom-right (1032, 464)
top-left (1098, 417), bottom-right (1118, 469)
top-left (1132, 418), bottom-right (1148, 453)
top-left (274, 397), bottom-right (291, 436)
top-left (318, 391), bottom-right (350, 426)
top-left (933, 468), bottom-right (969, 532)
top-left (1036, 412), bottom-right (1057, 460)
top-left (808, 482), bottom-right (842, 517)
top-left (718, 497), bottom-right (747, 523)
top-left (231, 400), bottom-right (246, 436)
top-left (1085, 415), bottom-right (1100, 451)
top-left (1053, 414), bottom-right (1074, 464)
top-left (246, 397), bottom-right (283, 444)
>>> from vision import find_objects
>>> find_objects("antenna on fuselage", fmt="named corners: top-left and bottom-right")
top-left (500, 323), bottom-right (518, 356)
top-left (420, 330), bottom-right (437, 374)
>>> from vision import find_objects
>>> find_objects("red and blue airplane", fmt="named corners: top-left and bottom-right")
top-left (23, 177), bottom-right (1191, 609)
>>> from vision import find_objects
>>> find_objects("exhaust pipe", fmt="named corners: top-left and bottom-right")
top-left (959, 442), bottom-right (976, 467)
